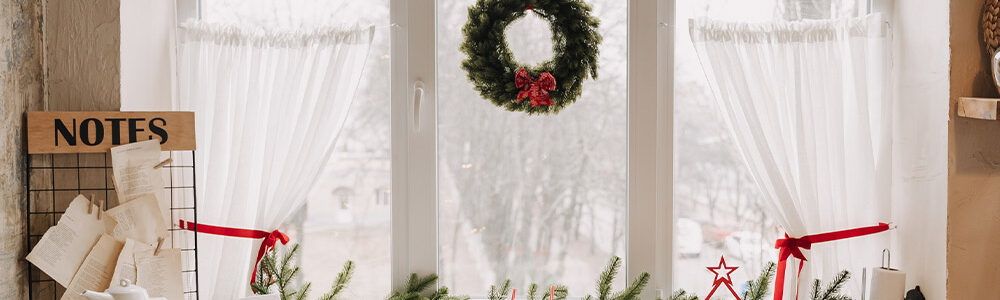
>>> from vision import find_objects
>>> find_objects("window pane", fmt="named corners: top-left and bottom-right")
top-left (436, 0), bottom-right (628, 296)
top-left (201, 1), bottom-right (391, 298)
top-left (672, 0), bottom-right (860, 294)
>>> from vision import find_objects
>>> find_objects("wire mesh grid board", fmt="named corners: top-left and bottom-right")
top-left (25, 151), bottom-right (199, 300)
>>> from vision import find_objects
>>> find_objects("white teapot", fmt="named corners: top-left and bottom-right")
top-left (81, 279), bottom-right (166, 300)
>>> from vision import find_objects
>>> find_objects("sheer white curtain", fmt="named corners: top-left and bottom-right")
top-left (176, 22), bottom-right (374, 299)
top-left (690, 14), bottom-right (891, 298)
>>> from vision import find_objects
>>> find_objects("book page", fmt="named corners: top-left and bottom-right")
top-left (136, 248), bottom-right (184, 300)
top-left (110, 139), bottom-right (169, 225)
top-left (110, 238), bottom-right (155, 285)
top-left (63, 234), bottom-right (124, 300)
top-left (106, 194), bottom-right (167, 244)
top-left (26, 195), bottom-right (116, 286)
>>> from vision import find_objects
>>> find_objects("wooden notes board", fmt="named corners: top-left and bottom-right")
top-left (27, 111), bottom-right (196, 154)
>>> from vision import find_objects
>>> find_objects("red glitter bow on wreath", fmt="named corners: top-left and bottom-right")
top-left (515, 68), bottom-right (556, 107)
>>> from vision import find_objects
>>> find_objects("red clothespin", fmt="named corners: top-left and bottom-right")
top-left (511, 289), bottom-right (516, 300)
top-left (549, 285), bottom-right (554, 300)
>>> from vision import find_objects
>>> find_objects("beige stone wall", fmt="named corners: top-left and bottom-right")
top-left (0, 0), bottom-right (45, 298)
top-left (949, 0), bottom-right (1000, 298)
top-left (0, 0), bottom-right (120, 297)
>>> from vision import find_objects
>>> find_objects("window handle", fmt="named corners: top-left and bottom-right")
top-left (412, 80), bottom-right (425, 130)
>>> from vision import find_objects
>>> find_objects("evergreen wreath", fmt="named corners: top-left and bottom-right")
top-left (459, 0), bottom-right (602, 114)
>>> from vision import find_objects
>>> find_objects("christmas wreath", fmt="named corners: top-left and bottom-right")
top-left (459, 0), bottom-right (602, 114)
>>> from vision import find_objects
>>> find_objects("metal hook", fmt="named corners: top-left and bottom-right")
top-left (881, 249), bottom-right (891, 269)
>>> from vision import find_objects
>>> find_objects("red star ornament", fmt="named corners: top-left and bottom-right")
top-left (705, 255), bottom-right (742, 300)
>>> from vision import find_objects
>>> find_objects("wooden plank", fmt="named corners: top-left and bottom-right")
top-left (957, 97), bottom-right (1000, 120)
top-left (27, 111), bottom-right (195, 154)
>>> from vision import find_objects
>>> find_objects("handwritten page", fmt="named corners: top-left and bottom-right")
top-left (26, 195), bottom-right (116, 286)
top-left (110, 139), bottom-right (169, 225)
top-left (136, 248), bottom-right (184, 300)
top-left (106, 194), bottom-right (167, 244)
top-left (63, 234), bottom-right (124, 300)
top-left (110, 238), bottom-right (155, 285)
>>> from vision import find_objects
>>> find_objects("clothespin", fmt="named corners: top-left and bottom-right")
top-left (88, 194), bottom-right (101, 220)
top-left (153, 157), bottom-right (173, 169)
top-left (87, 194), bottom-right (94, 214)
top-left (154, 237), bottom-right (164, 256)
top-left (549, 285), bottom-right (554, 300)
top-left (511, 288), bottom-right (515, 300)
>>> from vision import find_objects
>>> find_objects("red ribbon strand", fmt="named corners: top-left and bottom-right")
top-left (179, 220), bottom-right (290, 286)
top-left (772, 222), bottom-right (890, 300)
top-left (514, 68), bottom-right (556, 107)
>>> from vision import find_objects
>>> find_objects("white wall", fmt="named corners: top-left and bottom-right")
top-left (120, 0), bottom-right (176, 111)
top-left (885, 0), bottom-right (949, 299)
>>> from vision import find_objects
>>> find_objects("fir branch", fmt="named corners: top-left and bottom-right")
top-left (742, 262), bottom-right (776, 300)
top-left (410, 273), bottom-right (439, 294)
top-left (668, 289), bottom-right (699, 300)
top-left (551, 285), bottom-right (569, 300)
top-left (815, 271), bottom-right (851, 300)
top-left (612, 272), bottom-right (649, 300)
top-left (487, 279), bottom-right (512, 300)
top-left (810, 279), bottom-right (822, 300)
top-left (585, 257), bottom-right (651, 300)
top-left (596, 257), bottom-right (622, 300)
top-left (318, 260), bottom-right (355, 300)
top-left (528, 283), bottom-right (538, 300)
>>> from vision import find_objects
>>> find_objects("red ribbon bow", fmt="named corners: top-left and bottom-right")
top-left (515, 68), bottom-right (556, 107)
top-left (179, 220), bottom-right (290, 286)
top-left (772, 222), bottom-right (890, 300)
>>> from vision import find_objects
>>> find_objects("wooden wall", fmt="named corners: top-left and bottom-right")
top-left (949, 0), bottom-right (1000, 298)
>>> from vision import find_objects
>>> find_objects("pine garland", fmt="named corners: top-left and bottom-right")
top-left (459, 0), bottom-right (602, 114)
top-left (583, 256), bottom-right (650, 300)
top-left (485, 280), bottom-right (569, 300)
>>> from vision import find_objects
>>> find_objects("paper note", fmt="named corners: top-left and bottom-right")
top-left (110, 238), bottom-right (155, 285)
top-left (26, 195), bottom-right (116, 286)
top-left (106, 194), bottom-right (167, 244)
top-left (63, 234), bottom-right (124, 300)
top-left (136, 248), bottom-right (184, 300)
top-left (111, 140), bottom-right (169, 225)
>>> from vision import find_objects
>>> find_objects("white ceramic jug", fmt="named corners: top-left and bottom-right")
top-left (81, 279), bottom-right (166, 300)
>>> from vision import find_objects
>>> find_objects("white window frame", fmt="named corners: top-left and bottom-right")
top-left (389, 0), bottom-right (673, 298)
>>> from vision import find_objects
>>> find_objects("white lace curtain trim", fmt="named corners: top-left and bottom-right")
top-left (689, 13), bottom-right (885, 43)
top-left (179, 21), bottom-right (375, 47)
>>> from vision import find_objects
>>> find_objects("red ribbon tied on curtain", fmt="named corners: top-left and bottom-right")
top-left (179, 220), bottom-right (290, 286)
top-left (772, 222), bottom-right (890, 300)
top-left (515, 68), bottom-right (556, 107)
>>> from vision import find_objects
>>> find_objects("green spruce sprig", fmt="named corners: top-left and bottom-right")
top-left (487, 279), bottom-right (513, 300)
top-left (251, 244), bottom-right (311, 300)
top-left (667, 289), bottom-right (699, 300)
top-left (387, 273), bottom-right (469, 300)
top-left (318, 260), bottom-right (355, 300)
top-left (584, 256), bottom-right (650, 300)
top-left (742, 262), bottom-right (777, 300)
top-left (810, 270), bottom-right (852, 300)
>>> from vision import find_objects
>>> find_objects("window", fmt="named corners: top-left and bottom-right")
top-left (436, 0), bottom-right (628, 294)
top-left (194, 0), bottom-right (670, 298)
